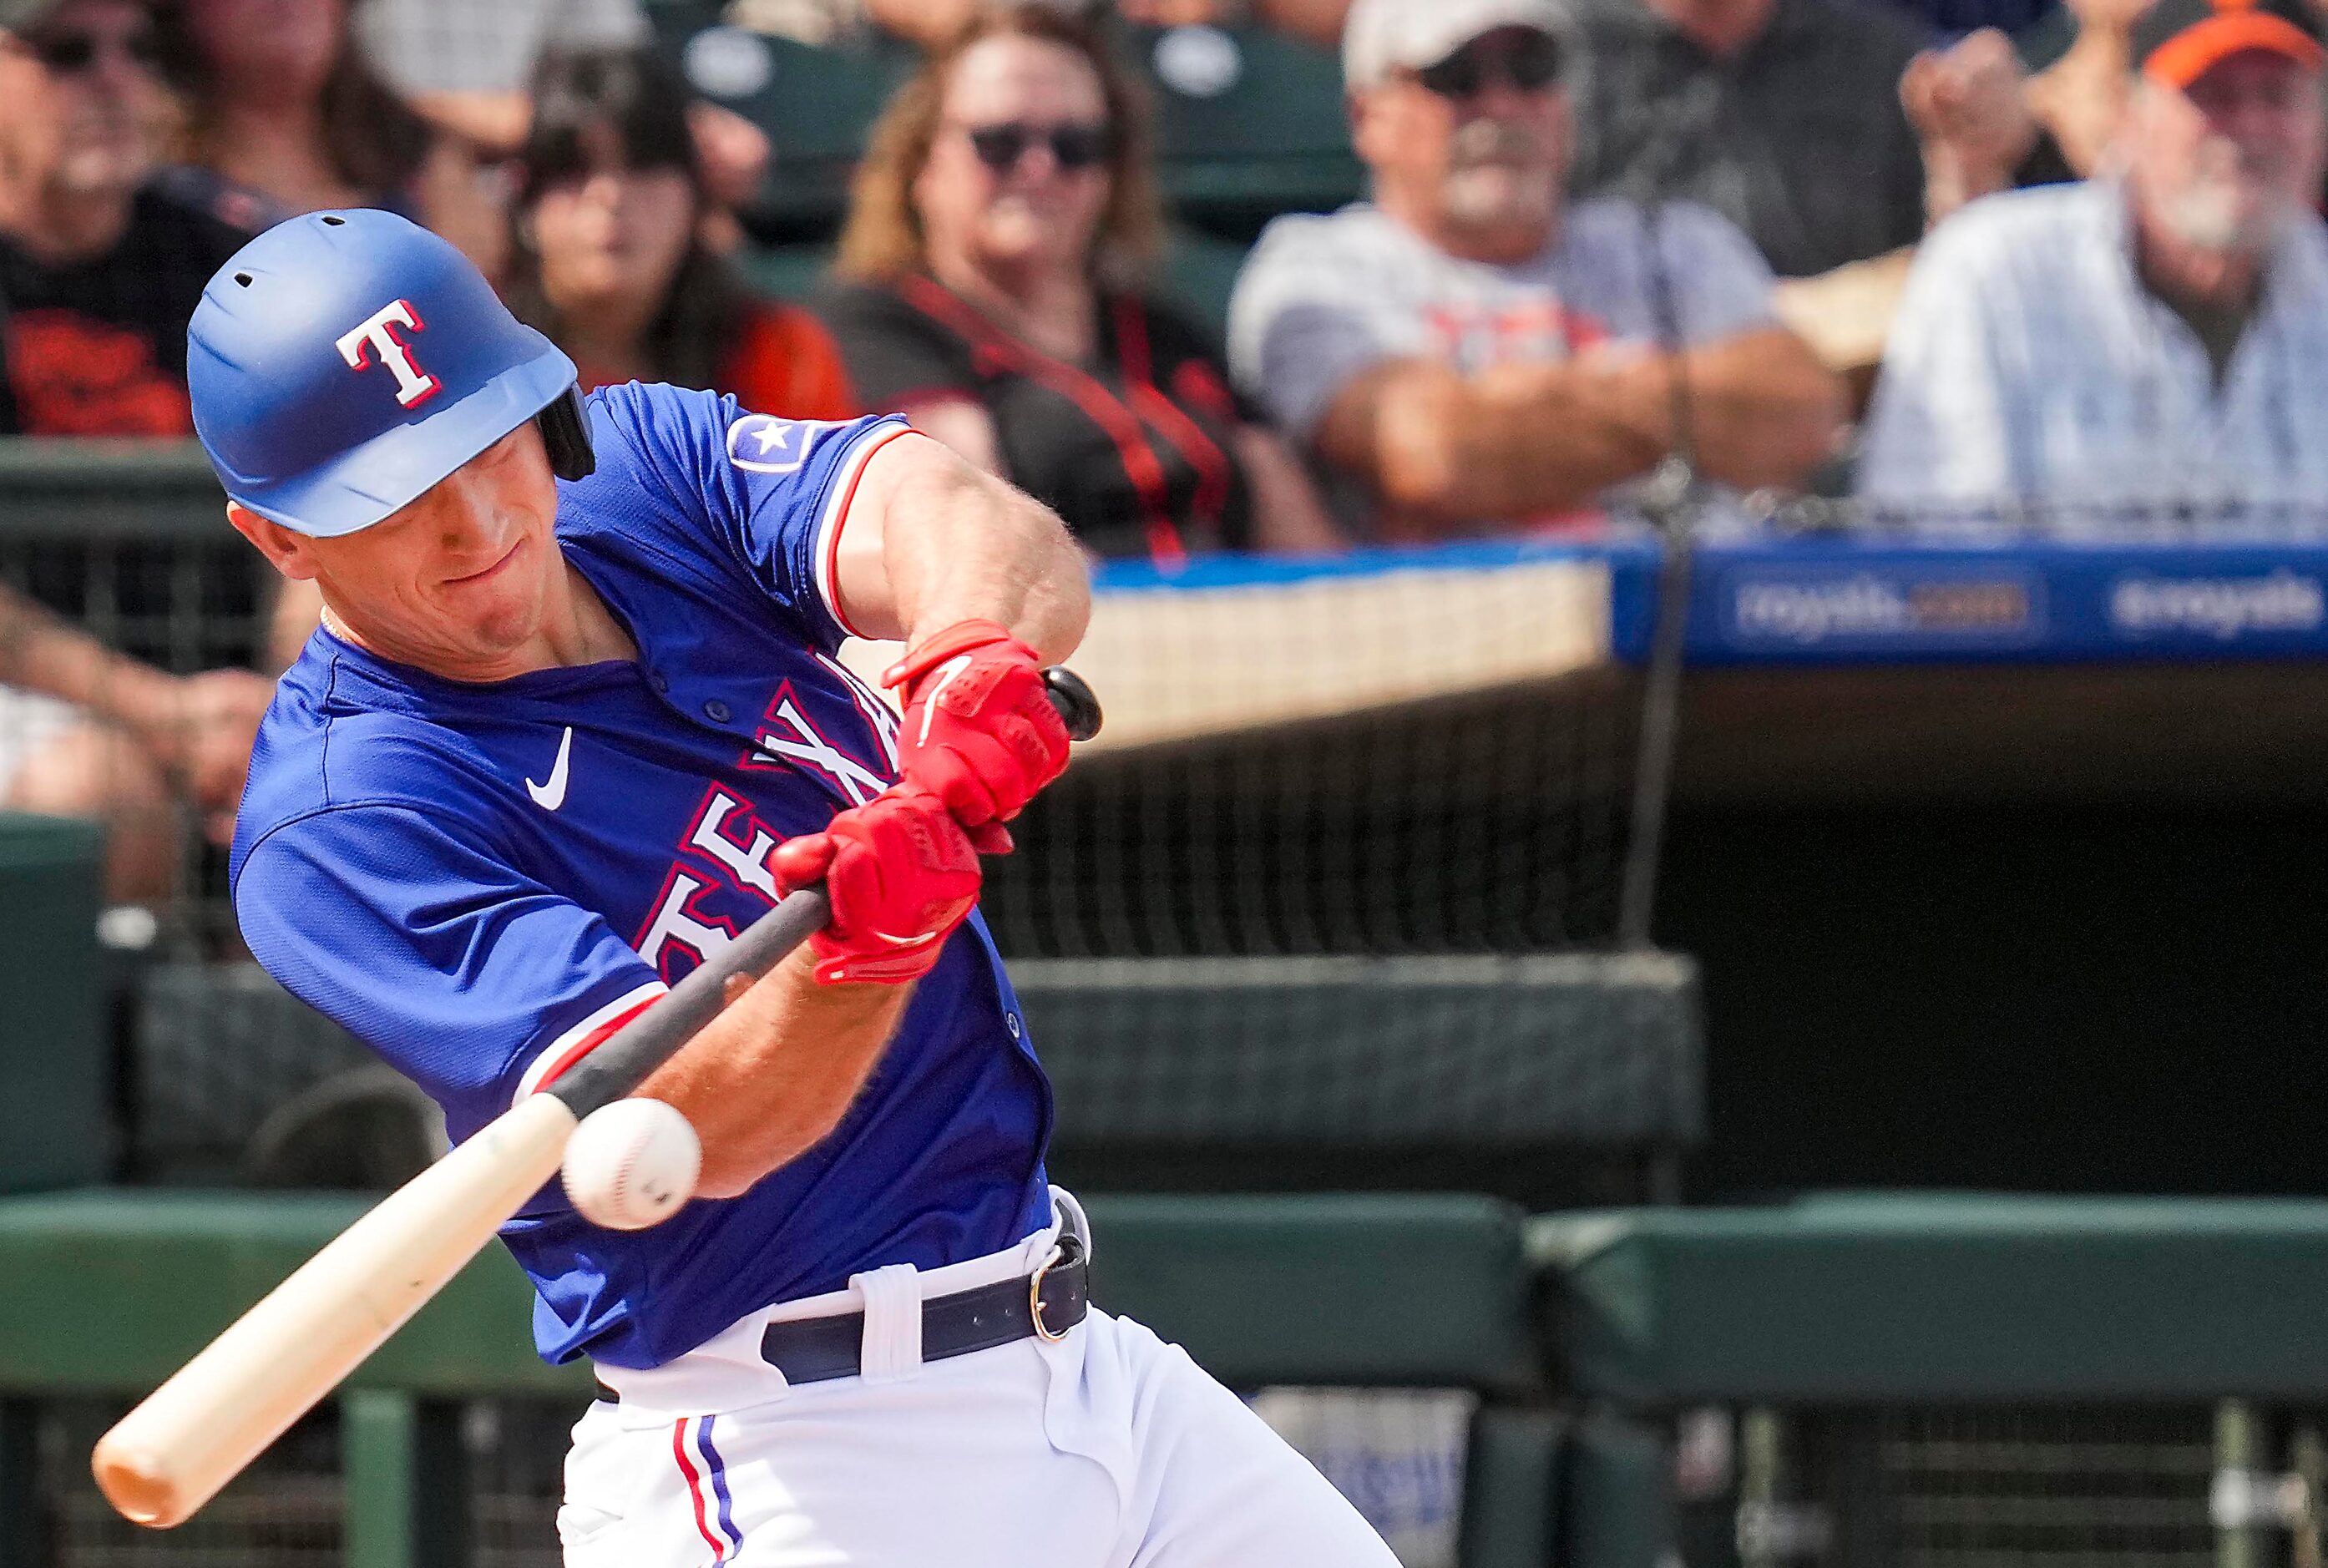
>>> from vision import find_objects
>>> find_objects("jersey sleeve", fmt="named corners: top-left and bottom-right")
top-left (593, 382), bottom-right (913, 654)
top-left (235, 803), bottom-right (666, 1141)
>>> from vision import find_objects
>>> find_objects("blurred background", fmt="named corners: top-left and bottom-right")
top-left (5, 0), bottom-right (2328, 1563)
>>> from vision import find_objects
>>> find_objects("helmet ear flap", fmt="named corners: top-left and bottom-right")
top-left (537, 386), bottom-right (595, 482)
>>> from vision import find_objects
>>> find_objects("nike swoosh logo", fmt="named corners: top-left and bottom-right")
top-left (526, 726), bottom-right (574, 811)
top-left (917, 655), bottom-right (975, 745)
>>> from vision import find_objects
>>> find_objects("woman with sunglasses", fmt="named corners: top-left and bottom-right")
top-left (154, 0), bottom-right (504, 274)
top-left (505, 48), bottom-right (857, 425)
top-left (816, 5), bottom-right (1340, 561)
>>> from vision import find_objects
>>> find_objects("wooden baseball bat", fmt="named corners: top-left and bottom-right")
top-left (92, 670), bottom-right (1101, 1529)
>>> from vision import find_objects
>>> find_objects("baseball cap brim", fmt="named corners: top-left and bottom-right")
top-left (1344, 0), bottom-right (1573, 89)
top-left (205, 345), bottom-right (576, 539)
top-left (2144, 11), bottom-right (2324, 84)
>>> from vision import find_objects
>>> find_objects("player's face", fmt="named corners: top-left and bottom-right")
top-left (0, 0), bottom-right (160, 199)
top-left (916, 35), bottom-right (1114, 283)
top-left (243, 425), bottom-right (566, 682)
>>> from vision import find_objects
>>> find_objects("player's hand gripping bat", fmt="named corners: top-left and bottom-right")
top-left (91, 669), bottom-right (1102, 1530)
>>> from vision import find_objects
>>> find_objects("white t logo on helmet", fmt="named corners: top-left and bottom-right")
top-left (335, 299), bottom-right (442, 408)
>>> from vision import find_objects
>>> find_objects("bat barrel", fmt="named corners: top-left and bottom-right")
top-left (91, 1094), bottom-right (579, 1527)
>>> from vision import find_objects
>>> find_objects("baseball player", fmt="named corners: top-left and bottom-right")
top-left (197, 210), bottom-right (1397, 1566)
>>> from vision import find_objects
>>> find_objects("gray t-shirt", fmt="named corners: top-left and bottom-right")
top-left (1227, 197), bottom-right (1779, 445)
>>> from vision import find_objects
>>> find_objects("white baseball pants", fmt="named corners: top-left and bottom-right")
top-left (561, 1194), bottom-right (1400, 1567)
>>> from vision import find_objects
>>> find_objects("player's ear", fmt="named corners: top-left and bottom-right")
top-left (225, 503), bottom-right (320, 581)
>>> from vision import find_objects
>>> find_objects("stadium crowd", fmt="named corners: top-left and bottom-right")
top-left (0, 0), bottom-right (2322, 893)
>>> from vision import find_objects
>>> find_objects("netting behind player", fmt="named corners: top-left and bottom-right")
top-left (901, 544), bottom-right (1640, 961)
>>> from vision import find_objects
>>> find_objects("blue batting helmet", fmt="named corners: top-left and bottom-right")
top-left (189, 209), bottom-right (589, 539)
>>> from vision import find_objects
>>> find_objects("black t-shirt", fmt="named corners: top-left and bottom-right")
top-left (0, 172), bottom-right (256, 437)
top-left (1566, 0), bottom-right (1929, 279)
top-left (0, 173), bottom-right (261, 662)
top-left (814, 276), bottom-right (1258, 561)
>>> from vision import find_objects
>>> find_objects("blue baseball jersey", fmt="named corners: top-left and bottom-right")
top-left (229, 383), bottom-right (1055, 1370)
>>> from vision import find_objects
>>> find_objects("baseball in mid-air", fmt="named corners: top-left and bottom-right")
top-left (562, 1097), bottom-right (702, 1230)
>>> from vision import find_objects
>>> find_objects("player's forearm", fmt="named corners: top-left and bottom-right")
top-left (635, 947), bottom-right (911, 1198)
top-left (838, 435), bottom-right (1090, 663)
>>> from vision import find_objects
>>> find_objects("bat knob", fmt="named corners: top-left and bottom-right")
top-left (1040, 667), bottom-right (1102, 742)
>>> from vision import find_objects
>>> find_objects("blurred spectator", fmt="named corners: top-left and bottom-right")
top-left (1227, 0), bottom-right (1841, 538)
top-left (0, 0), bottom-right (251, 434)
top-left (352, 0), bottom-right (769, 229)
top-left (1900, 28), bottom-right (2075, 223)
top-left (1559, 0), bottom-right (2073, 384)
top-left (816, 5), bottom-right (1341, 558)
top-left (1562, 0), bottom-right (1929, 277)
top-left (506, 48), bottom-right (855, 419)
top-left (733, 0), bottom-right (1353, 51)
top-left (1860, 0), bottom-right (2328, 511)
top-left (0, 585), bottom-right (269, 904)
top-left (0, 0), bottom-right (273, 901)
top-left (2023, 0), bottom-right (2153, 177)
top-left (154, 0), bottom-right (505, 272)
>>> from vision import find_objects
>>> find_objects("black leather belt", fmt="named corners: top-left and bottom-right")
top-left (595, 1234), bottom-right (1089, 1400)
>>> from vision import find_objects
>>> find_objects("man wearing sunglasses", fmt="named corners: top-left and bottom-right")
top-left (1227, 0), bottom-right (1843, 538)
top-left (0, 0), bottom-right (274, 902)
top-left (0, 0), bottom-right (257, 435)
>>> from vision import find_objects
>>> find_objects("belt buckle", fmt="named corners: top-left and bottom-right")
top-left (1028, 1234), bottom-right (1078, 1343)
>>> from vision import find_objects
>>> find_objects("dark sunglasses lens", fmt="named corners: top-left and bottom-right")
top-left (1050, 125), bottom-right (1109, 169)
top-left (34, 33), bottom-right (97, 71)
top-left (31, 28), bottom-right (155, 71)
top-left (968, 124), bottom-right (1032, 170)
top-left (1509, 33), bottom-right (1563, 89)
top-left (1417, 52), bottom-right (1483, 99)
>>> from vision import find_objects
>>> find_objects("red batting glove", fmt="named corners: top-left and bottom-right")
top-left (771, 787), bottom-right (982, 984)
top-left (883, 620), bottom-right (1070, 855)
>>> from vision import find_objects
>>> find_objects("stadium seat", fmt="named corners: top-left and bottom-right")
top-left (735, 241), bottom-right (832, 303)
top-left (1535, 1191), bottom-right (2328, 1402)
top-left (0, 1190), bottom-right (1559, 1565)
top-left (733, 226), bottom-right (1248, 340)
top-left (0, 813), bottom-right (104, 1194)
top-left (648, 8), bottom-right (1359, 242)
top-left (647, 4), bottom-right (914, 240)
top-left (0, 1188), bottom-right (1539, 1395)
top-left (1116, 22), bottom-right (1362, 232)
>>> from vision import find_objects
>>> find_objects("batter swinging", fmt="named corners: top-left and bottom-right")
top-left (198, 210), bottom-right (1396, 1567)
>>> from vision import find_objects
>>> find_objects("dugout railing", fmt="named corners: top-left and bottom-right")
top-left (0, 1188), bottom-right (1557, 1568)
top-left (1535, 1194), bottom-right (2328, 1568)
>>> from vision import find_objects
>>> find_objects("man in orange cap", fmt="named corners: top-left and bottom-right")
top-left (1860, 0), bottom-right (2328, 515)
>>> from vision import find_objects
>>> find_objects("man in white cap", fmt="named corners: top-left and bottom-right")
top-left (1860, 0), bottom-right (2328, 514)
top-left (1227, 0), bottom-right (1842, 539)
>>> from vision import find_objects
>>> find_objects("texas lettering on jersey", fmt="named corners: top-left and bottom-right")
top-left (635, 657), bottom-right (901, 982)
top-left (231, 385), bottom-right (1054, 1370)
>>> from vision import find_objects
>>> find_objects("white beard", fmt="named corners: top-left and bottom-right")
top-left (2158, 175), bottom-right (2288, 255)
